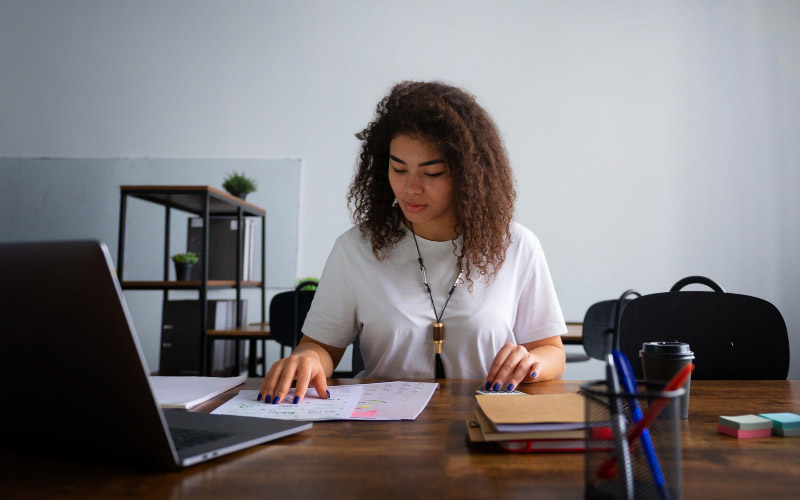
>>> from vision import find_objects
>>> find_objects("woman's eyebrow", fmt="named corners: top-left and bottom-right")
top-left (389, 154), bottom-right (444, 167)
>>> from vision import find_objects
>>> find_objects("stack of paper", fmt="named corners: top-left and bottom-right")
top-left (151, 373), bottom-right (248, 410)
top-left (467, 392), bottom-right (588, 452)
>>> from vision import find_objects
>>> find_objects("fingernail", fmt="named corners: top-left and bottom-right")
top-left (492, 383), bottom-right (500, 391)
top-left (531, 372), bottom-right (538, 379)
top-left (293, 396), bottom-right (300, 404)
top-left (507, 384), bottom-right (514, 392)
top-left (264, 395), bottom-right (272, 404)
top-left (326, 390), bottom-right (331, 398)
top-left (256, 393), bottom-right (262, 401)
top-left (272, 396), bottom-right (280, 404)
top-left (484, 382), bottom-right (491, 391)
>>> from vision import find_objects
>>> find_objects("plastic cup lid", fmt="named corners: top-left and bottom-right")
top-left (640, 341), bottom-right (695, 357)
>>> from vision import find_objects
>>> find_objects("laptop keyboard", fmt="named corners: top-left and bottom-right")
top-left (169, 427), bottom-right (233, 450)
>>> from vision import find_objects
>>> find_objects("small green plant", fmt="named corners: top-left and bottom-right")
top-left (222, 171), bottom-right (258, 198)
top-left (171, 252), bottom-right (199, 265)
top-left (297, 277), bottom-right (319, 290)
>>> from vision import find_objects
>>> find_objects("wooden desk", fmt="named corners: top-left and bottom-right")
top-left (2, 380), bottom-right (799, 500)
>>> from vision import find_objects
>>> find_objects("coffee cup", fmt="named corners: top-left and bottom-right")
top-left (640, 341), bottom-right (695, 419)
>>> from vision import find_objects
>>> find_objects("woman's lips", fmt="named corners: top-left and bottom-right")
top-left (404, 201), bottom-right (426, 213)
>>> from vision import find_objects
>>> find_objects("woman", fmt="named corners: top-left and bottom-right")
top-left (260, 81), bottom-right (566, 404)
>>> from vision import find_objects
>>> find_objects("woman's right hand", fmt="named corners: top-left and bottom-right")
top-left (258, 349), bottom-right (330, 405)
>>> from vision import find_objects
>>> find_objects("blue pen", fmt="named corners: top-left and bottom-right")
top-left (612, 349), bottom-right (671, 500)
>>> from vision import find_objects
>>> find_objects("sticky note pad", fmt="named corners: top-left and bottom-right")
top-left (718, 414), bottom-right (773, 431)
top-left (774, 427), bottom-right (800, 437)
top-left (758, 413), bottom-right (800, 430)
top-left (717, 424), bottom-right (772, 439)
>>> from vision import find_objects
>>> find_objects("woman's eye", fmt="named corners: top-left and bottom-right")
top-left (392, 167), bottom-right (406, 174)
top-left (425, 172), bottom-right (443, 178)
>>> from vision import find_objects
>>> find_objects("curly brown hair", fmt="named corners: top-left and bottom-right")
top-left (347, 81), bottom-right (516, 287)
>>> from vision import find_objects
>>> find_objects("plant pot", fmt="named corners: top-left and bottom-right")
top-left (228, 191), bottom-right (247, 200)
top-left (174, 262), bottom-right (194, 281)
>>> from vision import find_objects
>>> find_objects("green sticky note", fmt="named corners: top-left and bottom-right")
top-left (774, 427), bottom-right (800, 437)
top-left (719, 414), bottom-right (773, 430)
top-left (759, 413), bottom-right (800, 430)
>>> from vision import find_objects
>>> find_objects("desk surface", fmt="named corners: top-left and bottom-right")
top-left (3, 380), bottom-right (799, 500)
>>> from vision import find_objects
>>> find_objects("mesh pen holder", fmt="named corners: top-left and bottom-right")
top-left (582, 380), bottom-right (684, 500)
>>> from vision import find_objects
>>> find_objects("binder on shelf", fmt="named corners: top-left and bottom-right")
top-left (187, 217), bottom-right (256, 281)
top-left (159, 299), bottom-right (247, 376)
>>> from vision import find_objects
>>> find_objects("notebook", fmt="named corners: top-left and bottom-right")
top-left (0, 240), bottom-right (311, 469)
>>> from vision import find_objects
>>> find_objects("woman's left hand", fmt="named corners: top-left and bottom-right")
top-left (483, 343), bottom-right (541, 392)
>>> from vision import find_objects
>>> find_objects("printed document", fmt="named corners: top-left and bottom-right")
top-left (211, 381), bottom-right (438, 421)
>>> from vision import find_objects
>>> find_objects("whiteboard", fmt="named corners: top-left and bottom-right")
top-left (0, 158), bottom-right (300, 372)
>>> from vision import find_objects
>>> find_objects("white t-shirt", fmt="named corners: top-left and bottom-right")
top-left (302, 222), bottom-right (566, 379)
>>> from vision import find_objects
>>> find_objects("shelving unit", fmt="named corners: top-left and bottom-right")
top-left (117, 185), bottom-right (267, 376)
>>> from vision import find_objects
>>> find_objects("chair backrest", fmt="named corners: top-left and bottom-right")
top-left (271, 280), bottom-right (365, 376)
top-left (268, 282), bottom-right (317, 349)
top-left (618, 276), bottom-right (789, 380)
top-left (582, 290), bottom-right (640, 361)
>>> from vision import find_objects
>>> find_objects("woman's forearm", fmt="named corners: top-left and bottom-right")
top-left (528, 344), bottom-right (566, 381)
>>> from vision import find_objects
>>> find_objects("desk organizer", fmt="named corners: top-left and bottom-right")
top-left (581, 380), bottom-right (684, 500)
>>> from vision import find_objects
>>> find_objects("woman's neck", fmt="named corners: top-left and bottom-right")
top-left (403, 218), bottom-right (459, 242)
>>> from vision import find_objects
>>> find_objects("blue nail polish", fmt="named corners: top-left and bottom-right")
top-left (484, 382), bottom-right (491, 391)
top-left (326, 390), bottom-right (330, 398)
top-left (492, 383), bottom-right (500, 392)
top-left (272, 396), bottom-right (280, 404)
top-left (507, 384), bottom-right (514, 392)
top-left (256, 393), bottom-right (262, 401)
top-left (531, 372), bottom-right (538, 379)
top-left (293, 395), bottom-right (300, 404)
top-left (264, 395), bottom-right (272, 404)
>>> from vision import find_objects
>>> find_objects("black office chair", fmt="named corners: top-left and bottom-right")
top-left (332, 335), bottom-right (365, 378)
top-left (581, 289), bottom-right (642, 361)
top-left (270, 280), bottom-right (365, 377)
top-left (268, 281), bottom-right (318, 358)
top-left (618, 276), bottom-right (789, 380)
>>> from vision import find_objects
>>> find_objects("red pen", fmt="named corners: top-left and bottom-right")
top-left (595, 363), bottom-right (695, 481)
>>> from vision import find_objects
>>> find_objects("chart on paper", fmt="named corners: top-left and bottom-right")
top-left (351, 382), bottom-right (439, 420)
top-left (211, 385), bottom-right (362, 421)
top-left (210, 382), bottom-right (439, 421)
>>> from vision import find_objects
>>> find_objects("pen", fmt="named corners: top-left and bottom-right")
top-left (612, 350), bottom-right (671, 500)
top-left (606, 353), bottom-right (635, 500)
top-left (596, 363), bottom-right (695, 482)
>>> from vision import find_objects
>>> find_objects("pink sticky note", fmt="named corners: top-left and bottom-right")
top-left (717, 424), bottom-right (772, 439)
top-left (351, 409), bottom-right (379, 418)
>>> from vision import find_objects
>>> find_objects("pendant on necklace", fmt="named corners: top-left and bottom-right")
top-left (433, 322), bottom-right (444, 354)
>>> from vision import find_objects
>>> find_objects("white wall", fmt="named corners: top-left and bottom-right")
top-left (2, 0), bottom-right (798, 379)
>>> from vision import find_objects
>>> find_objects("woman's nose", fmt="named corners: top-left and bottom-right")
top-left (405, 174), bottom-right (423, 194)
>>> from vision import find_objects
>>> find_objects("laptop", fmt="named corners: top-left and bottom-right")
top-left (0, 240), bottom-right (311, 469)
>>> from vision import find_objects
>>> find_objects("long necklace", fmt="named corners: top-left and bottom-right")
top-left (409, 222), bottom-right (463, 378)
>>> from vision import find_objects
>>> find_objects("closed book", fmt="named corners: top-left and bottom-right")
top-left (475, 392), bottom-right (586, 432)
top-left (495, 439), bottom-right (586, 453)
top-left (473, 407), bottom-right (585, 441)
top-left (466, 412), bottom-right (599, 454)
top-left (187, 217), bottom-right (245, 281)
top-left (242, 219), bottom-right (256, 281)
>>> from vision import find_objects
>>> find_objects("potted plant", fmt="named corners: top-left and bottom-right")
top-left (297, 277), bottom-right (319, 291)
top-left (172, 252), bottom-right (199, 281)
top-left (222, 171), bottom-right (258, 200)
